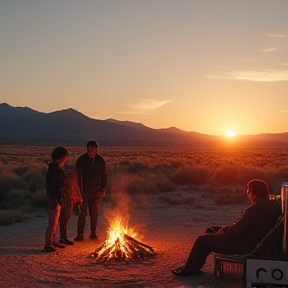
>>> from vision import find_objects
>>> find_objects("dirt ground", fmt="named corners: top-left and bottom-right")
top-left (0, 191), bottom-right (245, 288)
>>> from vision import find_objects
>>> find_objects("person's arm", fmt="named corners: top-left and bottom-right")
top-left (217, 205), bottom-right (259, 238)
top-left (46, 167), bottom-right (63, 204)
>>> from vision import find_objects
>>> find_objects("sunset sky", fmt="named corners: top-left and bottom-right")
top-left (1, 0), bottom-right (287, 136)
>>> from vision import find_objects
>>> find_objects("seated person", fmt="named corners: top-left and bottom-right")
top-left (171, 179), bottom-right (281, 276)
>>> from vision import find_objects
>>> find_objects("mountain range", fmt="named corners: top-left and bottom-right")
top-left (0, 103), bottom-right (287, 149)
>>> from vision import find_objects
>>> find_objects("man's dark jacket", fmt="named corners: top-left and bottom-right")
top-left (216, 198), bottom-right (282, 253)
top-left (74, 153), bottom-right (107, 197)
top-left (185, 197), bottom-right (282, 272)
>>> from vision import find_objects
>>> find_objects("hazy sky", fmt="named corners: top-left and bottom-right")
top-left (1, 0), bottom-right (287, 135)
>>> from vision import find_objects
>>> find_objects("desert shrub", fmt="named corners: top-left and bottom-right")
top-left (237, 165), bottom-right (267, 184)
top-left (0, 162), bottom-right (8, 173)
top-left (208, 186), bottom-right (248, 205)
top-left (12, 165), bottom-right (29, 177)
top-left (158, 194), bottom-right (196, 206)
top-left (118, 160), bottom-right (150, 174)
top-left (22, 168), bottom-right (46, 192)
top-left (169, 160), bottom-right (182, 170)
top-left (262, 170), bottom-right (286, 195)
top-left (0, 189), bottom-right (28, 209)
top-left (126, 174), bottom-right (158, 195)
top-left (277, 166), bottom-right (288, 180)
top-left (31, 189), bottom-right (46, 207)
top-left (118, 160), bottom-right (130, 166)
top-left (0, 210), bottom-right (30, 225)
top-left (156, 177), bottom-right (175, 193)
top-left (2, 146), bottom-right (288, 209)
top-left (238, 165), bottom-right (286, 194)
top-left (154, 163), bottom-right (173, 175)
top-left (107, 172), bottom-right (159, 198)
top-left (171, 165), bottom-right (209, 185)
top-left (214, 164), bottom-right (240, 185)
top-left (0, 173), bottom-right (28, 198)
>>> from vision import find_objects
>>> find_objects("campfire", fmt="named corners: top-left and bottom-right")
top-left (91, 218), bottom-right (155, 262)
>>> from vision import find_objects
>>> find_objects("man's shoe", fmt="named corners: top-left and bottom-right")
top-left (44, 245), bottom-right (56, 253)
top-left (59, 238), bottom-right (74, 245)
top-left (53, 242), bottom-right (66, 249)
top-left (171, 265), bottom-right (203, 277)
top-left (74, 234), bottom-right (84, 241)
top-left (89, 233), bottom-right (98, 240)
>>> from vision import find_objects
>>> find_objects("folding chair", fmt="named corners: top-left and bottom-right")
top-left (214, 214), bottom-right (284, 281)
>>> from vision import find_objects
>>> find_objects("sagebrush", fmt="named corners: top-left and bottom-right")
top-left (0, 145), bottom-right (287, 224)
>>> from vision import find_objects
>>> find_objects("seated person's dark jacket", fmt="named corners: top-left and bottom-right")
top-left (75, 153), bottom-right (107, 197)
top-left (46, 162), bottom-right (65, 205)
top-left (216, 197), bottom-right (281, 254)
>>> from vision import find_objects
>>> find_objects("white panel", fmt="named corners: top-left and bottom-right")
top-left (245, 258), bottom-right (288, 287)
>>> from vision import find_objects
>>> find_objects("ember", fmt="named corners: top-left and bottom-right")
top-left (91, 218), bottom-right (155, 262)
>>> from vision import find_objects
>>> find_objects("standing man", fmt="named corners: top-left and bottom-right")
top-left (74, 140), bottom-right (107, 241)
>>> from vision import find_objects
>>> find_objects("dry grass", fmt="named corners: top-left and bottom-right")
top-left (0, 145), bottom-right (287, 224)
top-left (0, 209), bottom-right (30, 225)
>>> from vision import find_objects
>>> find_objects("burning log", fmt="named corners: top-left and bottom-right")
top-left (92, 232), bottom-right (155, 262)
top-left (124, 234), bottom-right (155, 258)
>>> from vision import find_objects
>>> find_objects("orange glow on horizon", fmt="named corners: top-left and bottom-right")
top-left (225, 129), bottom-right (236, 138)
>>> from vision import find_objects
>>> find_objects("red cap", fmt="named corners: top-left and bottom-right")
top-left (248, 179), bottom-right (269, 198)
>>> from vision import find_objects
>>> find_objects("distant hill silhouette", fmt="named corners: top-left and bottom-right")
top-left (0, 103), bottom-right (287, 148)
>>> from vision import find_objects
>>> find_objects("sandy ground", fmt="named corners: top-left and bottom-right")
top-left (0, 191), bottom-right (246, 288)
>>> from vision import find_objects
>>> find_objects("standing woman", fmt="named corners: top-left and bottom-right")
top-left (44, 146), bottom-right (69, 252)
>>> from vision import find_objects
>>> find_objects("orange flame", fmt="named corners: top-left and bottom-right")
top-left (106, 219), bottom-right (136, 255)
top-left (95, 217), bottom-right (137, 260)
top-left (92, 216), bottom-right (154, 262)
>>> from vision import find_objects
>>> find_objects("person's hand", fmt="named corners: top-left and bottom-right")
top-left (205, 226), bottom-right (222, 234)
top-left (98, 188), bottom-right (106, 197)
top-left (73, 203), bottom-right (81, 215)
top-left (58, 198), bottom-right (64, 206)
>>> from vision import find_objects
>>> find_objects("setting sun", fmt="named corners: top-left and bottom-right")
top-left (225, 129), bottom-right (236, 138)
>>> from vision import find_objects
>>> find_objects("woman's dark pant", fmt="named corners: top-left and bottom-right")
top-left (59, 200), bottom-right (73, 239)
